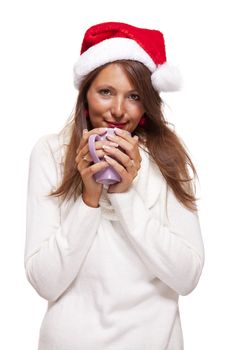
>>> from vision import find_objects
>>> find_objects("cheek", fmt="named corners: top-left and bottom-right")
top-left (128, 104), bottom-right (145, 121)
top-left (88, 95), bottom-right (109, 114)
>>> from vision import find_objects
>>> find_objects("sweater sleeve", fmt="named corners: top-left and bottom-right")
top-left (24, 136), bottom-right (101, 302)
top-left (107, 186), bottom-right (205, 296)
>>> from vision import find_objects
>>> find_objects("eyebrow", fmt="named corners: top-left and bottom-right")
top-left (96, 84), bottom-right (139, 93)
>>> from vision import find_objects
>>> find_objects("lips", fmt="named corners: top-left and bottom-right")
top-left (107, 122), bottom-right (127, 129)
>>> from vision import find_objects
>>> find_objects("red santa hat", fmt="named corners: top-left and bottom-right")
top-left (73, 22), bottom-right (182, 92)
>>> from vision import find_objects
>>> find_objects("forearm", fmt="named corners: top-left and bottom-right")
top-left (25, 195), bottom-right (101, 301)
top-left (108, 187), bottom-right (204, 295)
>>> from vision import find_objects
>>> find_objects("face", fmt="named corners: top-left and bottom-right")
top-left (86, 63), bottom-right (145, 132)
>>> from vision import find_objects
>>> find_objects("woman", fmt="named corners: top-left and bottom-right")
top-left (25, 22), bottom-right (204, 350)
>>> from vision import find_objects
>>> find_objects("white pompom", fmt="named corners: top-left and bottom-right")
top-left (151, 62), bottom-right (183, 92)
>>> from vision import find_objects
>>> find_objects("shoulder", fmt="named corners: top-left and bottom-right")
top-left (30, 134), bottom-right (60, 161)
top-left (30, 124), bottom-right (72, 165)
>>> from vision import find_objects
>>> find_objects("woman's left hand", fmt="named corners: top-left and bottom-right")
top-left (104, 128), bottom-right (142, 193)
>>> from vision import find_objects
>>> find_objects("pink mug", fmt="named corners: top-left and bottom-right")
top-left (88, 128), bottom-right (125, 185)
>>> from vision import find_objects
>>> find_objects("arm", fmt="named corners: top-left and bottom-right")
top-left (107, 185), bottom-right (205, 296)
top-left (24, 136), bottom-right (101, 302)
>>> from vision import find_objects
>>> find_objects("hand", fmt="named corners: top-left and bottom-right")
top-left (75, 128), bottom-right (119, 206)
top-left (103, 128), bottom-right (142, 193)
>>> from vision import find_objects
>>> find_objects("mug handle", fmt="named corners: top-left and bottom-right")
top-left (88, 134), bottom-right (102, 163)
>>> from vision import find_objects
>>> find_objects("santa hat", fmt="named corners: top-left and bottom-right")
top-left (73, 22), bottom-right (182, 92)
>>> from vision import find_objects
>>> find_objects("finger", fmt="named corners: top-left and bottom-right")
top-left (81, 160), bottom-right (109, 177)
top-left (106, 134), bottom-right (135, 155)
top-left (114, 128), bottom-right (139, 146)
top-left (76, 155), bottom-right (90, 172)
top-left (123, 157), bottom-right (137, 175)
top-left (76, 141), bottom-right (118, 165)
top-left (76, 149), bottom-right (106, 168)
top-left (76, 129), bottom-right (88, 154)
top-left (76, 128), bottom-right (117, 159)
top-left (78, 127), bottom-right (109, 152)
top-left (77, 139), bottom-right (119, 158)
top-left (102, 145), bottom-right (129, 167)
top-left (114, 128), bottom-right (133, 141)
top-left (106, 133), bottom-right (138, 158)
top-left (103, 155), bottom-right (137, 179)
top-left (102, 144), bottom-right (141, 172)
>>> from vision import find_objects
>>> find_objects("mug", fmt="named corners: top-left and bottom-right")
top-left (88, 128), bottom-right (128, 185)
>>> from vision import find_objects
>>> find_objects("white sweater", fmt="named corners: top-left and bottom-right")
top-left (24, 129), bottom-right (204, 350)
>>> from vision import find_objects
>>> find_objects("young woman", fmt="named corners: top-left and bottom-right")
top-left (25, 22), bottom-right (204, 350)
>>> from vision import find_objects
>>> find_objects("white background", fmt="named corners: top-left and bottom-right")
top-left (0, 0), bottom-right (232, 348)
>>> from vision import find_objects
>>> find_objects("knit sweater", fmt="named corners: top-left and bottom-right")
top-left (24, 128), bottom-right (204, 350)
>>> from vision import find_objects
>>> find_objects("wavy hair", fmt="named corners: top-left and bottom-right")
top-left (50, 60), bottom-right (199, 211)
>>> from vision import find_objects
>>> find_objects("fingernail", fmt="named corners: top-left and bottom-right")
top-left (103, 145), bottom-right (113, 150)
top-left (114, 127), bottom-right (123, 134)
top-left (83, 129), bottom-right (88, 134)
top-left (102, 161), bottom-right (109, 166)
top-left (99, 127), bottom-right (108, 132)
top-left (104, 155), bottom-right (113, 162)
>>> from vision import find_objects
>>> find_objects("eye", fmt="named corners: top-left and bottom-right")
top-left (129, 94), bottom-right (140, 101)
top-left (99, 88), bottom-right (111, 96)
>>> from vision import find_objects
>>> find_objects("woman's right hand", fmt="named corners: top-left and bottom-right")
top-left (75, 128), bottom-right (118, 207)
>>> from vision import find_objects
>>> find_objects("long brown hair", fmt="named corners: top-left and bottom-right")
top-left (50, 60), bottom-right (199, 211)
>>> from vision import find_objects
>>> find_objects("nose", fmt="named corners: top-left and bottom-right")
top-left (110, 96), bottom-right (125, 119)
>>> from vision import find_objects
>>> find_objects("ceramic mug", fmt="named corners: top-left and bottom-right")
top-left (88, 128), bottom-right (130, 185)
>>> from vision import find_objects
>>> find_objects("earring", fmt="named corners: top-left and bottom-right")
top-left (85, 109), bottom-right (89, 118)
top-left (139, 114), bottom-right (146, 126)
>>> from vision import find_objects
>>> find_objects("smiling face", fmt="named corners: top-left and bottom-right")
top-left (86, 63), bottom-right (145, 132)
